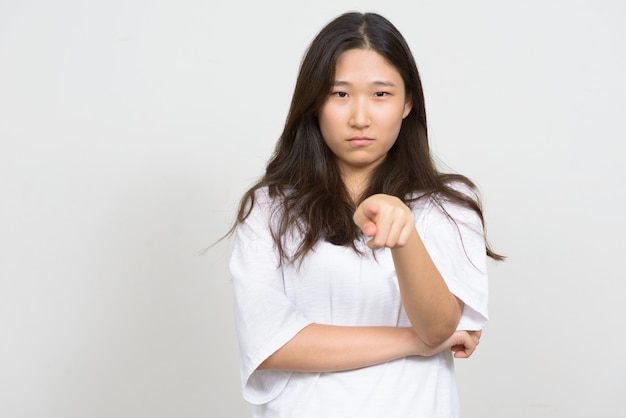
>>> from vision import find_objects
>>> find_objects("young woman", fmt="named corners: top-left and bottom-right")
top-left (228, 11), bottom-right (503, 418)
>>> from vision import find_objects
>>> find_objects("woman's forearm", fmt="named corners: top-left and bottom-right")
top-left (258, 323), bottom-right (422, 372)
top-left (258, 324), bottom-right (481, 373)
top-left (392, 229), bottom-right (463, 347)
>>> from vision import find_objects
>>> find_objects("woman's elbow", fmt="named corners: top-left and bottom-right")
top-left (419, 322), bottom-right (457, 348)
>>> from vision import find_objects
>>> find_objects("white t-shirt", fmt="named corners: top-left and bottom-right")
top-left (229, 186), bottom-right (489, 418)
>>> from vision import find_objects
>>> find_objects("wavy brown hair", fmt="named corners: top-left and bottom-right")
top-left (231, 12), bottom-right (503, 264)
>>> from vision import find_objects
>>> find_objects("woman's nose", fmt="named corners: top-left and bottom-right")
top-left (349, 98), bottom-right (371, 129)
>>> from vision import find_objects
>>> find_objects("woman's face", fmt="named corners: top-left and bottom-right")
top-left (318, 48), bottom-right (412, 181)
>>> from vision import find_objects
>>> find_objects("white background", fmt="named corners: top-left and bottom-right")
top-left (1, 1), bottom-right (625, 417)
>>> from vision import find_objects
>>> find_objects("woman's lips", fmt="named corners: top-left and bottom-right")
top-left (348, 137), bottom-right (374, 146)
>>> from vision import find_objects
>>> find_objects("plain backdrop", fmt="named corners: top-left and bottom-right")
top-left (1, 0), bottom-right (625, 417)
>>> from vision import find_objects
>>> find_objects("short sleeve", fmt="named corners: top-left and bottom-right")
top-left (229, 194), bottom-right (313, 404)
top-left (416, 192), bottom-right (489, 331)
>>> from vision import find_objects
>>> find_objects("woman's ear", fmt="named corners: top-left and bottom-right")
top-left (402, 94), bottom-right (413, 119)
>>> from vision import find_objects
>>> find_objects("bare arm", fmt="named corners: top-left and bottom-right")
top-left (259, 323), bottom-right (480, 372)
top-left (392, 230), bottom-right (464, 346)
top-left (353, 194), bottom-right (463, 347)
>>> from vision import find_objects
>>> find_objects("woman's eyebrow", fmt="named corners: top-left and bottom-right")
top-left (372, 80), bottom-right (397, 87)
top-left (332, 80), bottom-right (398, 87)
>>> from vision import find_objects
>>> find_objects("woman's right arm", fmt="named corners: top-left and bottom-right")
top-left (258, 324), bottom-right (481, 372)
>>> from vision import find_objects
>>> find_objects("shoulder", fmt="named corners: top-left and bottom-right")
top-left (410, 181), bottom-right (482, 231)
top-left (447, 179), bottom-right (480, 203)
top-left (242, 186), bottom-right (280, 219)
top-left (236, 186), bottom-right (277, 234)
top-left (239, 185), bottom-right (296, 236)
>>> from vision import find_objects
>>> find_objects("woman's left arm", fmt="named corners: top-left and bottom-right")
top-left (353, 194), bottom-right (464, 347)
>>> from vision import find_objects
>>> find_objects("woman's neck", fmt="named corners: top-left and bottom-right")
top-left (341, 170), bottom-right (372, 205)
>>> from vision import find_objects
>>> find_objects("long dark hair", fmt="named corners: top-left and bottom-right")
top-left (232, 11), bottom-right (503, 264)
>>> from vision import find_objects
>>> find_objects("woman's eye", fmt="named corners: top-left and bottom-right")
top-left (333, 91), bottom-right (348, 98)
top-left (374, 92), bottom-right (389, 97)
